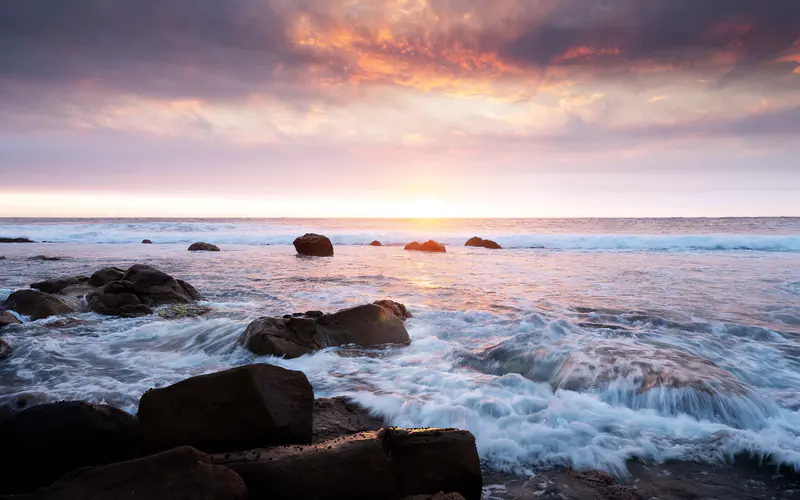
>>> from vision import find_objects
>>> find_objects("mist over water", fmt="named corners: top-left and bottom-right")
top-left (1, 218), bottom-right (800, 476)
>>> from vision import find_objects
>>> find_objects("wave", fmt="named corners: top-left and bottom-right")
top-left (1, 221), bottom-right (799, 251)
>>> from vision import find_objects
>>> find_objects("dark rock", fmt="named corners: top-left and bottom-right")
top-left (157, 304), bottom-right (212, 319)
top-left (0, 310), bottom-right (22, 327)
top-left (0, 401), bottom-right (144, 494)
top-left (142, 239), bottom-right (153, 244)
top-left (465, 236), bottom-right (502, 249)
top-left (404, 493), bottom-right (466, 500)
top-left (177, 279), bottom-right (203, 300)
top-left (88, 291), bottom-right (153, 318)
top-left (3, 289), bottom-right (77, 320)
top-left (28, 255), bottom-right (62, 261)
top-left (239, 315), bottom-right (323, 358)
top-left (385, 428), bottom-right (482, 500)
top-left (138, 364), bottom-right (314, 453)
top-left (88, 267), bottom-right (126, 287)
top-left (0, 237), bottom-right (33, 243)
top-left (0, 256), bottom-right (5, 260)
top-left (374, 299), bottom-right (413, 320)
top-left (216, 430), bottom-right (402, 500)
top-left (370, 240), bottom-right (383, 246)
top-left (294, 233), bottom-right (334, 257)
top-left (305, 310), bottom-right (324, 318)
top-left (121, 264), bottom-right (199, 305)
top-left (313, 397), bottom-right (385, 442)
top-left (30, 275), bottom-right (89, 294)
top-left (405, 240), bottom-right (446, 252)
top-left (16, 446), bottom-right (248, 500)
top-left (188, 242), bottom-right (220, 252)
top-left (0, 339), bottom-right (11, 360)
top-left (316, 303), bottom-right (411, 347)
top-left (0, 392), bottom-right (49, 420)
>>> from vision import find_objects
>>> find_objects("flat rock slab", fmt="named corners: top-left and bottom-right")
top-left (312, 397), bottom-right (385, 442)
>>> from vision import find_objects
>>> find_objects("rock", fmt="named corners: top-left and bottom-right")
top-left (239, 315), bottom-right (323, 358)
top-left (0, 256), bottom-right (5, 260)
top-left (30, 275), bottom-right (89, 294)
top-left (157, 304), bottom-right (212, 319)
top-left (465, 236), bottom-right (502, 249)
top-left (386, 428), bottom-right (482, 500)
top-left (0, 310), bottom-right (22, 327)
top-left (370, 240), bottom-right (383, 246)
top-left (0, 237), bottom-right (33, 243)
top-left (0, 401), bottom-right (144, 494)
top-left (316, 303), bottom-right (411, 347)
top-left (188, 242), bottom-right (220, 252)
top-left (405, 240), bottom-right (446, 252)
top-left (28, 255), bottom-right (62, 261)
top-left (313, 397), bottom-right (385, 442)
top-left (216, 430), bottom-right (402, 500)
top-left (294, 233), bottom-right (334, 257)
top-left (404, 493), bottom-right (467, 500)
top-left (3, 289), bottom-right (77, 320)
top-left (121, 264), bottom-right (201, 305)
top-left (17, 446), bottom-right (249, 500)
top-left (88, 267), bottom-right (126, 287)
top-left (138, 364), bottom-right (314, 453)
top-left (88, 289), bottom-right (153, 318)
top-left (374, 299), bottom-right (413, 320)
top-left (0, 339), bottom-right (11, 360)
top-left (142, 239), bottom-right (153, 244)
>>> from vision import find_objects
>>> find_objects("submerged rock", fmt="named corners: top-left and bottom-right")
top-left (294, 233), bottom-right (334, 257)
top-left (465, 236), bottom-right (502, 249)
top-left (157, 304), bottom-right (212, 319)
top-left (0, 401), bottom-right (144, 495)
top-left (240, 302), bottom-right (411, 358)
top-left (312, 397), bottom-right (385, 442)
top-left (3, 289), bottom-right (77, 320)
top-left (138, 364), bottom-right (314, 453)
top-left (405, 240), bottom-right (446, 252)
top-left (370, 240), bottom-right (383, 246)
top-left (0, 237), bottom-right (33, 243)
top-left (17, 446), bottom-right (248, 500)
top-left (141, 239), bottom-right (153, 244)
top-left (188, 242), bottom-right (220, 252)
top-left (0, 339), bottom-right (11, 360)
top-left (28, 255), bottom-right (62, 261)
top-left (0, 310), bottom-right (22, 327)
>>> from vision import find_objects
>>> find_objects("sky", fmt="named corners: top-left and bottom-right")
top-left (1, 0), bottom-right (799, 217)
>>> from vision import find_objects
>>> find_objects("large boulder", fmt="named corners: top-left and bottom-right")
top-left (3, 289), bottom-right (77, 320)
top-left (313, 397), bottom-right (385, 442)
top-left (138, 364), bottom-right (314, 453)
top-left (30, 275), bottom-right (89, 294)
top-left (0, 310), bottom-right (22, 327)
top-left (16, 446), bottom-right (248, 500)
top-left (0, 401), bottom-right (144, 495)
top-left (405, 240), bottom-right (446, 252)
top-left (374, 299), bottom-right (413, 321)
top-left (370, 240), bottom-right (383, 246)
top-left (317, 303), bottom-right (411, 347)
top-left (239, 315), bottom-right (322, 359)
top-left (88, 267), bottom-right (125, 287)
top-left (88, 286), bottom-right (153, 318)
top-left (294, 233), bottom-right (334, 257)
top-left (465, 236), bottom-right (501, 249)
top-left (121, 264), bottom-right (201, 305)
top-left (0, 339), bottom-right (11, 360)
top-left (188, 242), bottom-right (220, 252)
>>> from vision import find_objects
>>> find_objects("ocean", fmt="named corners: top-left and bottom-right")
top-left (1, 217), bottom-right (800, 479)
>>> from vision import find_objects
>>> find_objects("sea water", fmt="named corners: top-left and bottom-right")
top-left (1, 217), bottom-right (799, 476)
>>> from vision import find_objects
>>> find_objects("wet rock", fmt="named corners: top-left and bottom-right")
top-left (370, 240), bottom-right (383, 246)
top-left (17, 446), bottom-right (248, 500)
top-left (317, 303), bottom-right (411, 347)
top-left (157, 304), bottom-right (212, 319)
top-left (0, 237), bottom-right (33, 243)
top-left (0, 310), bottom-right (22, 327)
top-left (404, 493), bottom-right (466, 500)
top-left (465, 236), bottom-right (502, 249)
top-left (0, 392), bottom-right (50, 420)
top-left (88, 266), bottom-right (125, 287)
top-left (121, 264), bottom-right (202, 305)
top-left (30, 275), bottom-right (89, 294)
top-left (138, 364), bottom-right (314, 453)
top-left (28, 255), bottom-right (62, 261)
top-left (188, 242), bottom-right (220, 252)
top-left (374, 299), bottom-right (413, 320)
top-left (142, 239), bottom-right (153, 244)
top-left (0, 339), bottom-right (11, 360)
top-left (294, 233), bottom-right (334, 257)
top-left (0, 401), bottom-right (144, 494)
top-left (217, 430), bottom-right (401, 500)
top-left (386, 428), bottom-right (482, 500)
top-left (313, 397), bottom-right (385, 442)
top-left (405, 240), bottom-right (446, 252)
top-left (240, 315), bottom-right (323, 358)
top-left (3, 289), bottom-right (78, 320)
top-left (88, 289), bottom-right (153, 318)
top-left (0, 256), bottom-right (5, 260)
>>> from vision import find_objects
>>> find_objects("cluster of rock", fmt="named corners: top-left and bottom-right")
top-left (405, 240), bottom-right (447, 252)
top-left (0, 237), bottom-right (34, 243)
top-left (465, 236), bottom-right (502, 249)
top-left (0, 364), bottom-right (481, 500)
top-left (240, 300), bottom-right (412, 358)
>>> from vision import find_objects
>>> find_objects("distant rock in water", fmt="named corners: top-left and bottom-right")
top-left (188, 242), bottom-right (219, 251)
top-left (465, 236), bottom-right (502, 249)
top-left (405, 240), bottom-right (446, 253)
top-left (0, 339), bottom-right (11, 360)
top-left (240, 302), bottom-right (412, 358)
top-left (0, 237), bottom-right (33, 243)
top-left (370, 240), bottom-right (383, 246)
top-left (294, 233), bottom-right (334, 257)
top-left (0, 256), bottom-right (6, 260)
top-left (142, 239), bottom-right (153, 244)
top-left (28, 255), bottom-right (62, 261)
